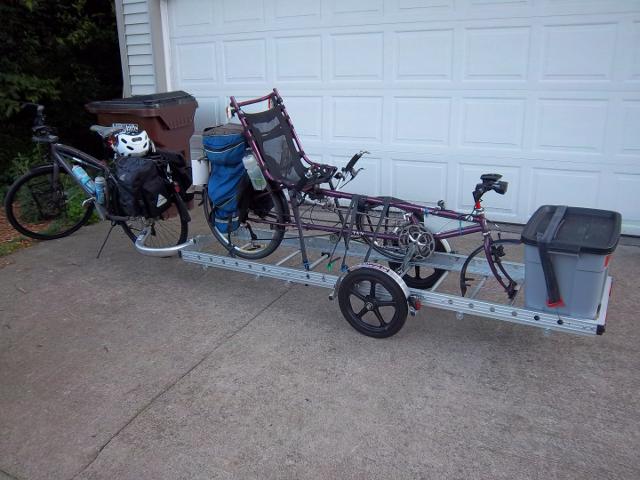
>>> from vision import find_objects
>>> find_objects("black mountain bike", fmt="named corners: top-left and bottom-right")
top-left (4, 104), bottom-right (189, 251)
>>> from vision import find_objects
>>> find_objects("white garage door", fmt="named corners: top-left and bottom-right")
top-left (166, 0), bottom-right (640, 234)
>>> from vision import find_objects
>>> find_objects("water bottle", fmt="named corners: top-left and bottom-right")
top-left (72, 165), bottom-right (96, 194)
top-left (242, 152), bottom-right (267, 191)
top-left (94, 176), bottom-right (106, 205)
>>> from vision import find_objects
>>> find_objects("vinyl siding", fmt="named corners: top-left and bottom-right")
top-left (122, 0), bottom-right (156, 95)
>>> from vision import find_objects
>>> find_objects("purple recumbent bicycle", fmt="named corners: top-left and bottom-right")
top-left (202, 90), bottom-right (521, 337)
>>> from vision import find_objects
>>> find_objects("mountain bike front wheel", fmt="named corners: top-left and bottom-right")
top-left (4, 165), bottom-right (95, 240)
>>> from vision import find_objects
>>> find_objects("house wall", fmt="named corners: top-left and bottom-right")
top-left (117, 0), bottom-right (157, 95)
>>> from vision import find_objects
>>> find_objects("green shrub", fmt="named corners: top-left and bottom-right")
top-left (0, 0), bottom-right (122, 188)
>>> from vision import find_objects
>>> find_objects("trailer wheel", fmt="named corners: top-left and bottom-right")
top-left (338, 266), bottom-right (409, 338)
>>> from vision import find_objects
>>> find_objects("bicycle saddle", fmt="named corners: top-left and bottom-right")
top-left (90, 125), bottom-right (124, 138)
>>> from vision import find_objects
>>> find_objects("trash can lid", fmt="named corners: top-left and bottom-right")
top-left (86, 91), bottom-right (196, 111)
top-left (521, 205), bottom-right (622, 255)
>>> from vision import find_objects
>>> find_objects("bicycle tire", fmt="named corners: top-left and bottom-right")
top-left (388, 239), bottom-right (448, 289)
top-left (459, 238), bottom-right (522, 298)
top-left (204, 186), bottom-right (287, 260)
top-left (4, 165), bottom-right (94, 240)
top-left (119, 192), bottom-right (190, 250)
top-left (356, 201), bottom-right (426, 261)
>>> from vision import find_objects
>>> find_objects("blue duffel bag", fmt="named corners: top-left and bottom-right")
top-left (203, 124), bottom-right (247, 233)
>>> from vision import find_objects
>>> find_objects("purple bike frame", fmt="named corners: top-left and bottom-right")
top-left (229, 90), bottom-right (514, 293)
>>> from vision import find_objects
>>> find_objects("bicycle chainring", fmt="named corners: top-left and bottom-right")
top-left (397, 223), bottom-right (436, 259)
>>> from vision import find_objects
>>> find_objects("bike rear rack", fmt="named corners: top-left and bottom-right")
top-left (177, 232), bottom-right (608, 337)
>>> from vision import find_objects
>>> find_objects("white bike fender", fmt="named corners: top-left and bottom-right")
top-left (348, 262), bottom-right (410, 299)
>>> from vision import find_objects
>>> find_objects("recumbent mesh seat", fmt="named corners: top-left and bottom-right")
top-left (243, 106), bottom-right (336, 189)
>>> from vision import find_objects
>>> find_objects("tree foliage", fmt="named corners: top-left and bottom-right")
top-left (0, 0), bottom-right (123, 186)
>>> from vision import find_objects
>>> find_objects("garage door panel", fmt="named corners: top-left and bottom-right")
top-left (172, 0), bottom-right (214, 32)
top-left (330, 32), bottom-right (384, 82)
top-left (391, 160), bottom-right (448, 206)
top-left (541, 22), bottom-right (617, 81)
top-left (221, 0), bottom-right (264, 24)
top-left (274, 36), bottom-right (322, 82)
top-left (332, 0), bottom-right (383, 16)
top-left (280, 96), bottom-right (323, 141)
top-left (619, 100), bottom-right (640, 155)
top-left (529, 168), bottom-right (600, 212)
top-left (460, 97), bottom-right (526, 149)
top-left (392, 97), bottom-right (452, 146)
top-left (222, 39), bottom-right (266, 83)
top-left (168, 0), bottom-right (640, 233)
top-left (534, 98), bottom-right (608, 153)
top-left (463, 26), bottom-right (531, 81)
top-left (630, 21), bottom-right (640, 80)
top-left (193, 98), bottom-right (219, 132)
top-left (331, 97), bottom-right (383, 143)
top-left (393, 29), bottom-right (454, 81)
top-left (175, 43), bottom-right (217, 83)
top-left (609, 174), bottom-right (640, 222)
top-left (540, 0), bottom-right (640, 17)
top-left (274, 0), bottom-right (320, 21)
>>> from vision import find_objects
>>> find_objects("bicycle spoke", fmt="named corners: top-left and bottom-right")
top-left (350, 288), bottom-right (367, 302)
top-left (376, 300), bottom-right (396, 308)
top-left (355, 306), bottom-right (368, 319)
top-left (369, 280), bottom-right (377, 297)
top-left (373, 308), bottom-right (387, 326)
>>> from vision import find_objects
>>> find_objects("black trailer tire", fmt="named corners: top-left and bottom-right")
top-left (338, 267), bottom-right (409, 338)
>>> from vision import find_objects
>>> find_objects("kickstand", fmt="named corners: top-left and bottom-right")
top-left (96, 223), bottom-right (117, 259)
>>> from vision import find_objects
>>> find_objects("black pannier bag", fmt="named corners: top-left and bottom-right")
top-left (152, 149), bottom-right (194, 205)
top-left (115, 156), bottom-right (172, 218)
top-left (236, 175), bottom-right (274, 223)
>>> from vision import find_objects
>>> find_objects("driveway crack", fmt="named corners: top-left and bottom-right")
top-left (70, 286), bottom-right (291, 479)
top-left (0, 467), bottom-right (23, 480)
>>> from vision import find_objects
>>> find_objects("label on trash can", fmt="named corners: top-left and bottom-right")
top-left (112, 122), bottom-right (139, 133)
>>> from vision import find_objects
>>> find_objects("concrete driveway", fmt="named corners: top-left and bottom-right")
top-left (1, 211), bottom-right (639, 480)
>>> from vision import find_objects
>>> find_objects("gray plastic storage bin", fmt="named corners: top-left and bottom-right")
top-left (521, 205), bottom-right (621, 319)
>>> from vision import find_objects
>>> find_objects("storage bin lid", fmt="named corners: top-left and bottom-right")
top-left (86, 91), bottom-right (196, 112)
top-left (521, 205), bottom-right (621, 255)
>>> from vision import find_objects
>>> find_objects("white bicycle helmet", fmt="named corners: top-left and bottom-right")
top-left (114, 130), bottom-right (151, 157)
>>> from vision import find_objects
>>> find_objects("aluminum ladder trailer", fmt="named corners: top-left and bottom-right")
top-left (135, 230), bottom-right (610, 337)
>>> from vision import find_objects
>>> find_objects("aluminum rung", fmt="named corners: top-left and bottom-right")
top-left (275, 250), bottom-right (301, 266)
top-left (509, 283), bottom-right (523, 306)
top-left (308, 253), bottom-right (330, 270)
top-left (469, 277), bottom-right (488, 299)
top-left (429, 271), bottom-right (449, 292)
